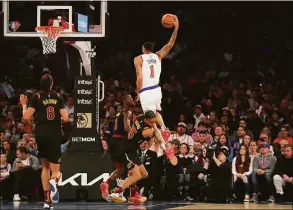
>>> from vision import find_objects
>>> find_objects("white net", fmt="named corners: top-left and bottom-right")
top-left (35, 26), bottom-right (64, 54)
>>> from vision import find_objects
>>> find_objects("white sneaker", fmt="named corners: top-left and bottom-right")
top-left (43, 202), bottom-right (53, 209)
top-left (13, 194), bottom-right (21, 201)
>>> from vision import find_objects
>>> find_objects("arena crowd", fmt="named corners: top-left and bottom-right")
top-left (0, 2), bottom-right (293, 205)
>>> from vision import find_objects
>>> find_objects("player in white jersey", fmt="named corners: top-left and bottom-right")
top-left (134, 15), bottom-right (179, 134)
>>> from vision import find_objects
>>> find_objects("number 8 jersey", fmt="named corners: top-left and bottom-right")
top-left (29, 91), bottom-right (65, 128)
top-left (141, 53), bottom-right (161, 89)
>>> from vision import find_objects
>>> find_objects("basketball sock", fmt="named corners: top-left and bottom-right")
top-left (44, 190), bottom-right (51, 204)
top-left (130, 186), bottom-right (137, 197)
top-left (106, 178), bottom-right (113, 185)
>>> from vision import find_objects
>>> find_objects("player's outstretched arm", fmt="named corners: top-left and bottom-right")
top-left (20, 94), bottom-right (35, 120)
top-left (134, 56), bottom-right (143, 93)
top-left (156, 15), bottom-right (179, 60)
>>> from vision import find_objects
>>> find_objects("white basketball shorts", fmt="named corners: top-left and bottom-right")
top-left (139, 85), bottom-right (162, 113)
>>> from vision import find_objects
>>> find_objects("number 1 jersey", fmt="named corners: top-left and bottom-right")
top-left (29, 91), bottom-right (65, 128)
top-left (141, 53), bottom-right (161, 89)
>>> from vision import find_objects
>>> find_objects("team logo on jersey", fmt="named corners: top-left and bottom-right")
top-left (77, 113), bottom-right (92, 128)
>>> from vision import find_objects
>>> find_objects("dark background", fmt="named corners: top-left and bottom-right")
top-left (0, 1), bottom-right (293, 89)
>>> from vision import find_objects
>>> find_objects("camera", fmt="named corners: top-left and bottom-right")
top-left (206, 149), bottom-right (214, 160)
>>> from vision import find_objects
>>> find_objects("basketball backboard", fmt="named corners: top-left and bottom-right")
top-left (3, 1), bottom-right (107, 40)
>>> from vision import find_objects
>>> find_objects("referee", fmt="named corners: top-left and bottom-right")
top-left (20, 74), bottom-right (68, 209)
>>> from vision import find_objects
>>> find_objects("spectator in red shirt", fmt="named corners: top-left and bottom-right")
top-left (274, 125), bottom-right (293, 145)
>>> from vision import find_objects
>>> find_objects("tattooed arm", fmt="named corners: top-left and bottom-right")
top-left (134, 56), bottom-right (143, 94)
top-left (156, 15), bottom-right (179, 60)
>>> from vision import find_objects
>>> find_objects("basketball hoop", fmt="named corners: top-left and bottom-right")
top-left (35, 26), bottom-right (64, 54)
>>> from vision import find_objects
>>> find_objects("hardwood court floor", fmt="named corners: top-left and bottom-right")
top-left (0, 201), bottom-right (292, 210)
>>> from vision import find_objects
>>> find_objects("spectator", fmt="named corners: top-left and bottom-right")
top-left (232, 120), bottom-right (254, 140)
top-left (232, 145), bottom-right (253, 202)
top-left (169, 123), bottom-right (194, 149)
top-left (64, 95), bottom-right (74, 116)
top-left (273, 144), bottom-right (293, 202)
top-left (177, 143), bottom-right (193, 201)
top-left (11, 146), bottom-right (40, 201)
top-left (203, 147), bottom-right (233, 203)
top-left (0, 152), bottom-right (12, 199)
top-left (211, 126), bottom-right (225, 146)
top-left (243, 135), bottom-right (251, 147)
top-left (193, 105), bottom-right (206, 130)
top-left (191, 122), bottom-right (213, 144)
top-left (1, 140), bottom-right (16, 165)
top-left (273, 125), bottom-right (293, 145)
top-left (249, 140), bottom-right (259, 161)
top-left (251, 142), bottom-right (277, 203)
top-left (138, 141), bottom-right (159, 200)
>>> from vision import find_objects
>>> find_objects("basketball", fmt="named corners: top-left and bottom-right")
top-left (161, 14), bottom-right (175, 28)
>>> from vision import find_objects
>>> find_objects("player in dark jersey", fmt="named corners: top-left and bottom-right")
top-left (100, 94), bottom-right (135, 202)
top-left (109, 110), bottom-right (177, 203)
top-left (20, 74), bottom-right (68, 209)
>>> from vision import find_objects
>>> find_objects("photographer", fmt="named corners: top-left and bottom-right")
top-left (203, 146), bottom-right (233, 203)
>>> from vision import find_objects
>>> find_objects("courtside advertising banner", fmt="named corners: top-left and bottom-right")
top-left (69, 76), bottom-right (101, 152)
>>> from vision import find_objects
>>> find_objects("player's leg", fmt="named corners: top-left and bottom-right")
top-left (41, 159), bottom-right (52, 209)
top-left (128, 164), bottom-right (148, 204)
top-left (110, 154), bottom-right (143, 203)
top-left (47, 132), bottom-right (62, 204)
top-left (101, 138), bottom-right (125, 201)
top-left (35, 132), bottom-right (54, 209)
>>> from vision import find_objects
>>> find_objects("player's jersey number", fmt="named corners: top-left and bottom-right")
top-left (150, 65), bottom-right (155, 78)
top-left (46, 106), bottom-right (55, 120)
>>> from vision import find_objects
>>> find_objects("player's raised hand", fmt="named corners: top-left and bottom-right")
top-left (173, 15), bottom-right (179, 30)
top-left (20, 94), bottom-right (28, 105)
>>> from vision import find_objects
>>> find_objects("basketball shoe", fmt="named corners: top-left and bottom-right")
top-left (100, 182), bottom-right (112, 202)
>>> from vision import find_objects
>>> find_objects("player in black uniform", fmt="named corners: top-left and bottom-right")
top-left (100, 94), bottom-right (135, 202)
top-left (109, 110), bottom-right (177, 203)
top-left (20, 74), bottom-right (68, 209)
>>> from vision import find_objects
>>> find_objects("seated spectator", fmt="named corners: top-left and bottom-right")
top-left (0, 152), bottom-right (12, 199)
top-left (28, 137), bottom-right (38, 156)
top-left (1, 140), bottom-right (16, 165)
top-left (11, 146), bottom-right (40, 201)
top-left (273, 144), bottom-right (293, 202)
top-left (168, 123), bottom-right (194, 149)
top-left (251, 142), bottom-right (277, 203)
top-left (232, 145), bottom-right (253, 202)
top-left (242, 135), bottom-right (251, 147)
top-left (203, 147), bottom-right (233, 203)
top-left (249, 140), bottom-right (259, 161)
top-left (231, 126), bottom-right (247, 159)
top-left (211, 126), bottom-right (225, 146)
top-left (177, 143), bottom-right (193, 201)
top-left (191, 122), bottom-right (213, 144)
top-left (232, 120), bottom-right (254, 140)
top-left (273, 125), bottom-right (293, 145)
